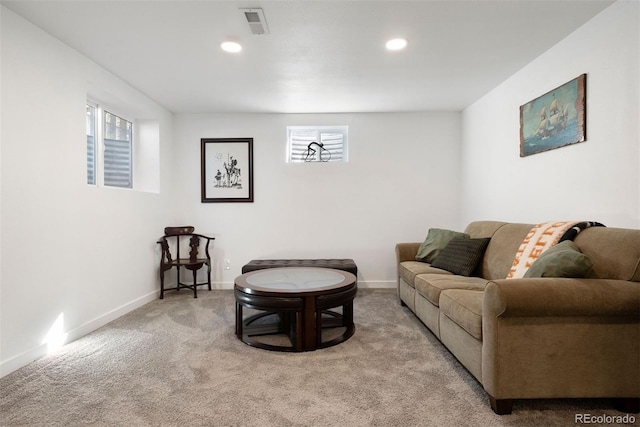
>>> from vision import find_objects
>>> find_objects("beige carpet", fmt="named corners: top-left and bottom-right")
top-left (0, 289), bottom-right (634, 426)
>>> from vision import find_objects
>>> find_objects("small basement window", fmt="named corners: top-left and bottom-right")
top-left (86, 101), bottom-right (133, 189)
top-left (287, 126), bottom-right (348, 163)
top-left (86, 93), bottom-right (160, 193)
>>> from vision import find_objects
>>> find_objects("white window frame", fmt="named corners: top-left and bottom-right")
top-left (86, 99), bottom-right (134, 189)
top-left (86, 101), bottom-right (98, 185)
top-left (286, 126), bottom-right (348, 163)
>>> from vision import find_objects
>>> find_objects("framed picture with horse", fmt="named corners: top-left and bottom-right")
top-left (201, 138), bottom-right (254, 203)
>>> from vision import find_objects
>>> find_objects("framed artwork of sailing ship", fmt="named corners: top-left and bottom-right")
top-left (201, 138), bottom-right (254, 203)
top-left (519, 74), bottom-right (586, 157)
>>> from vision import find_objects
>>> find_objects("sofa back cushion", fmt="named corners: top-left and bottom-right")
top-left (484, 223), bottom-right (534, 279)
top-left (464, 221), bottom-right (507, 239)
top-left (464, 221), bottom-right (532, 280)
top-left (574, 226), bottom-right (640, 281)
top-left (464, 221), bottom-right (640, 281)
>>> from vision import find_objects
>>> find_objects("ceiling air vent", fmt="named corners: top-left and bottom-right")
top-left (240, 8), bottom-right (269, 35)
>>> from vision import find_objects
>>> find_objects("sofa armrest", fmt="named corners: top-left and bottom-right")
top-left (484, 278), bottom-right (640, 318)
top-left (482, 278), bottom-right (640, 401)
top-left (395, 242), bottom-right (421, 264)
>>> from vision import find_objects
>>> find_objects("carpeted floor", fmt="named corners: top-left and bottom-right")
top-left (0, 289), bottom-right (635, 426)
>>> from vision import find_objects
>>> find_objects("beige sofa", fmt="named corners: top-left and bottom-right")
top-left (396, 221), bottom-right (640, 414)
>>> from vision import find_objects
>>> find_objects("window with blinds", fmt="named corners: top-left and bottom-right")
top-left (103, 111), bottom-right (132, 188)
top-left (287, 126), bottom-right (348, 163)
top-left (86, 101), bottom-right (133, 189)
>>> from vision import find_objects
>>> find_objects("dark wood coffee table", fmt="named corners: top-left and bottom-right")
top-left (234, 267), bottom-right (357, 352)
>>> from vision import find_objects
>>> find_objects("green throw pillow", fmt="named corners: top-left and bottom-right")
top-left (431, 237), bottom-right (491, 276)
top-left (415, 228), bottom-right (470, 263)
top-left (523, 240), bottom-right (593, 278)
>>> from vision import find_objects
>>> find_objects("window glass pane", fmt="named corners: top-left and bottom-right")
top-left (104, 111), bottom-right (132, 188)
top-left (86, 103), bottom-right (96, 185)
top-left (320, 132), bottom-right (344, 162)
top-left (289, 129), bottom-right (319, 162)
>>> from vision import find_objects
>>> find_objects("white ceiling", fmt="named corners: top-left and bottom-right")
top-left (2, 0), bottom-right (614, 114)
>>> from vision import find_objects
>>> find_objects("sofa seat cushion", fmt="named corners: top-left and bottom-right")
top-left (440, 289), bottom-right (484, 340)
top-left (415, 274), bottom-right (489, 306)
top-left (399, 261), bottom-right (452, 287)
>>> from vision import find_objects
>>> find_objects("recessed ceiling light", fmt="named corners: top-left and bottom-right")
top-left (386, 38), bottom-right (407, 51)
top-left (221, 41), bottom-right (242, 53)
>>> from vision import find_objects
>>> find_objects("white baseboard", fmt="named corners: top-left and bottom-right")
top-left (357, 281), bottom-right (396, 289)
top-left (0, 290), bottom-right (157, 378)
top-left (211, 282), bottom-right (234, 290)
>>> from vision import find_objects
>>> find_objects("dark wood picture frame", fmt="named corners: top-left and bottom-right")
top-left (519, 74), bottom-right (586, 157)
top-left (201, 138), bottom-right (253, 203)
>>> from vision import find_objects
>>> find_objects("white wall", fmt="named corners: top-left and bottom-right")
top-left (0, 7), bottom-right (176, 376)
top-left (174, 112), bottom-right (462, 287)
top-left (5, 0), bottom-right (635, 380)
top-left (461, 0), bottom-right (639, 228)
